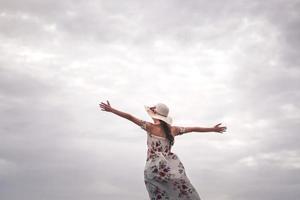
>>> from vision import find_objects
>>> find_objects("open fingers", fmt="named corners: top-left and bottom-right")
top-left (99, 102), bottom-right (108, 110)
top-left (100, 102), bottom-right (109, 107)
top-left (99, 101), bottom-right (112, 112)
top-left (99, 102), bottom-right (106, 107)
top-left (215, 126), bottom-right (227, 133)
top-left (220, 127), bottom-right (227, 133)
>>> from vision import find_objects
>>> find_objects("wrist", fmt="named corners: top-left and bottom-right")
top-left (210, 127), bottom-right (216, 132)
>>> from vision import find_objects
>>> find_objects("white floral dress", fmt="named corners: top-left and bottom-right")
top-left (141, 120), bottom-right (201, 200)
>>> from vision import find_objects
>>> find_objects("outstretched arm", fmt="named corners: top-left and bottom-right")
top-left (174, 123), bottom-right (227, 136)
top-left (99, 100), bottom-right (146, 128)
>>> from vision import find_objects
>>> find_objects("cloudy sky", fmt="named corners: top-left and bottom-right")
top-left (1, 0), bottom-right (300, 199)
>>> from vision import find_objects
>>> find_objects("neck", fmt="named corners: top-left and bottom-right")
top-left (153, 119), bottom-right (161, 124)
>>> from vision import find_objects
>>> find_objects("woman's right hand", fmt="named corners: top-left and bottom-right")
top-left (213, 123), bottom-right (227, 134)
top-left (99, 100), bottom-right (113, 112)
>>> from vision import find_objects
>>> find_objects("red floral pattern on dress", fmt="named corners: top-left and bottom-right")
top-left (141, 120), bottom-right (201, 200)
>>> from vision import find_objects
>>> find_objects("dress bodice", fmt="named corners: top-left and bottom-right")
top-left (146, 133), bottom-right (175, 162)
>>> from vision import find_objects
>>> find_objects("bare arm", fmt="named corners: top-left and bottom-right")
top-left (99, 100), bottom-right (147, 128)
top-left (174, 123), bottom-right (227, 136)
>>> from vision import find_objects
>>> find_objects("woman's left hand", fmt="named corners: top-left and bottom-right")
top-left (99, 100), bottom-right (113, 112)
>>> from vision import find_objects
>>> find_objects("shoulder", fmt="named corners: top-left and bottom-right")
top-left (171, 125), bottom-right (186, 136)
top-left (140, 120), bottom-right (155, 132)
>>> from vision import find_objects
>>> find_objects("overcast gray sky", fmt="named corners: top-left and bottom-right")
top-left (1, 0), bottom-right (300, 199)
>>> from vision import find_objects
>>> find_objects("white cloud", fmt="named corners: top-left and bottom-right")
top-left (238, 150), bottom-right (300, 170)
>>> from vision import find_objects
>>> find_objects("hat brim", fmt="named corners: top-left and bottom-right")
top-left (144, 105), bottom-right (173, 125)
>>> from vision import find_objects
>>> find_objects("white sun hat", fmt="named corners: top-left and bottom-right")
top-left (144, 103), bottom-right (173, 125)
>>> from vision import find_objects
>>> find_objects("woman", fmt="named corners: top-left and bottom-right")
top-left (99, 101), bottom-right (227, 200)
